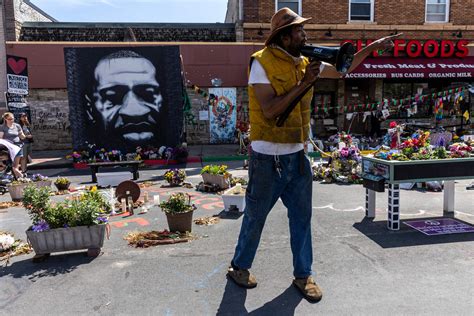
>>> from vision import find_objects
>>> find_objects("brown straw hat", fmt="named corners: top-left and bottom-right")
top-left (265, 7), bottom-right (312, 46)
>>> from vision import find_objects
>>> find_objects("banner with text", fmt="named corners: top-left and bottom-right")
top-left (345, 57), bottom-right (474, 79)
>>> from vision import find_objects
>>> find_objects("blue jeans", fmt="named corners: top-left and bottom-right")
top-left (232, 150), bottom-right (313, 278)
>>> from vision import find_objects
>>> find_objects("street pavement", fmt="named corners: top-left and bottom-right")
top-left (1, 162), bottom-right (473, 315)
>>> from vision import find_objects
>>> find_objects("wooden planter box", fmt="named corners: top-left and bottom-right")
top-left (7, 180), bottom-right (52, 201)
top-left (201, 173), bottom-right (229, 189)
top-left (26, 224), bottom-right (107, 255)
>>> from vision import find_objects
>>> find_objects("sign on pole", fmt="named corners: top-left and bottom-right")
top-left (6, 55), bottom-right (28, 95)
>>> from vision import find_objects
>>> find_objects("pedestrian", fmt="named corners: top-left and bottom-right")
top-left (0, 112), bottom-right (25, 178)
top-left (227, 7), bottom-right (398, 302)
top-left (19, 113), bottom-right (34, 172)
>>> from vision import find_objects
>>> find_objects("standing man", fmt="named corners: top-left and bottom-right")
top-left (227, 7), bottom-right (398, 302)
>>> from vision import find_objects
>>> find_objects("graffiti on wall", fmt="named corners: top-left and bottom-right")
top-left (209, 88), bottom-right (237, 144)
top-left (64, 46), bottom-right (184, 151)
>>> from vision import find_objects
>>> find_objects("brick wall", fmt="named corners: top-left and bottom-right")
top-left (242, 0), bottom-right (474, 43)
top-left (27, 89), bottom-right (71, 151)
top-left (20, 23), bottom-right (236, 42)
top-left (0, 3), bottom-right (8, 107)
top-left (25, 87), bottom-right (249, 150)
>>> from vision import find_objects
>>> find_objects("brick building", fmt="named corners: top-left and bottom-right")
top-left (1, 0), bottom-right (54, 107)
top-left (226, 0), bottom-right (474, 136)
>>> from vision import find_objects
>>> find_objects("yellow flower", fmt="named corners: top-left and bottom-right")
top-left (90, 186), bottom-right (97, 192)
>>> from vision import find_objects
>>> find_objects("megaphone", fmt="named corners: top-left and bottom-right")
top-left (300, 42), bottom-right (355, 74)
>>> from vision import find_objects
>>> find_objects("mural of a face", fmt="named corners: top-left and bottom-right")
top-left (91, 53), bottom-right (163, 148)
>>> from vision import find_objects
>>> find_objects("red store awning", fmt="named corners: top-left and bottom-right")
top-left (345, 57), bottom-right (474, 79)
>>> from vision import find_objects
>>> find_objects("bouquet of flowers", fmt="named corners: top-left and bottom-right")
top-left (449, 143), bottom-right (472, 158)
top-left (164, 169), bottom-right (187, 186)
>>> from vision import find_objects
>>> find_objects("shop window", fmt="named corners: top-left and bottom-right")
top-left (276, 0), bottom-right (301, 15)
top-left (349, 0), bottom-right (374, 22)
top-left (383, 82), bottom-right (432, 118)
top-left (425, 0), bottom-right (449, 23)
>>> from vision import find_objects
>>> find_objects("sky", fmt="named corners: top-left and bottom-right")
top-left (31, 0), bottom-right (229, 23)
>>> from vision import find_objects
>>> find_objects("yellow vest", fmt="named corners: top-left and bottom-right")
top-left (248, 46), bottom-right (313, 143)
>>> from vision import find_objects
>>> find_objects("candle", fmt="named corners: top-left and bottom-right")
top-left (153, 195), bottom-right (160, 205)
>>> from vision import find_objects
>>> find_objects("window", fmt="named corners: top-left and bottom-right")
top-left (349, 0), bottom-right (374, 22)
top-left (426, 0), bottom-right (449, 23)
top-left (276, 0), bottom-right (301, 15)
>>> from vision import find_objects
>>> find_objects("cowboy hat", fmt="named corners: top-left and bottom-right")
top-left (265, 7), bottom-right (312, 46)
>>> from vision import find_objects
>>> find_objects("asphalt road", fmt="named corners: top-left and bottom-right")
top-left (1, 163), bottom-right (473, 315)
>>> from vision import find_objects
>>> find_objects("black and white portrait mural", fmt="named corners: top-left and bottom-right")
top-left (64, 46), bottom-right (183, 151)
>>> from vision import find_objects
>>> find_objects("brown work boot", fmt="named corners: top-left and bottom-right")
top-left (227, 267), bottom-right (257, 288)
top-left (292, 276), bottom-right (323, 302)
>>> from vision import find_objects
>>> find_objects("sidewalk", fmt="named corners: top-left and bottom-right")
top-left (28, 144), bottom-right (245, 170)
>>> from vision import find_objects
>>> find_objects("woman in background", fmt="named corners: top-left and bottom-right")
top-left (0, 112), bottom-right (25, 178)
top-left (19, 113), bottom-right (33, 172)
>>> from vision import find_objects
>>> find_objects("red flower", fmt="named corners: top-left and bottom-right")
top-left (389, 121), bottom-right (397, 128)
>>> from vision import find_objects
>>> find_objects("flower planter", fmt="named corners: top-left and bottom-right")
top-left (222, 186), bottom-right (246, 212)
top-left (26, 224), bottom-right (107, 255)
top-left (8, 180), bottom-right (52, 201)
top-left (165, 211), bottom-right (194, 233)
top-left (202, 173), bottom-right (229, 189)
top-left (54, 182), bottom-right (70, 191)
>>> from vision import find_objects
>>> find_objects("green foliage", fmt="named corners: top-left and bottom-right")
top-left (200, 164), bottom-right (230, 177)
top-left (54, 177), bottom-right (71, 185)
top-left (160, 192), bottom-right (195, 214)
top-left (23, 185), bottom-right (110, 230)
top-left (22, 185), bottom-right (52, 223)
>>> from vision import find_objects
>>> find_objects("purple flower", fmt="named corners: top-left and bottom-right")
top-left (97, 216), bottom-right (108, 223)
top-left (32, 220), bottom-right (50, 232)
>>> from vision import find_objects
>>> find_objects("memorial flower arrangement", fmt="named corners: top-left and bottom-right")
top-left (449, 143), bottom-right (472, 158)
top-left (159, 192), bottom-right (195, 215)
top-left (313, 133), bottom-right (362, 184)
top-left (200, 164), bottom-right (231, 178)
top-left (22, 185), bottom-right (110, 232)
top-left (164, 169), bottom-right (187, 186)
top-left (375, 129), bottom-right (472, 161)
top-left (0, 231), bottom-right (31, 264)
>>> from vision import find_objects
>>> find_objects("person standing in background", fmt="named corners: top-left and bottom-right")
top-left (19, 113), bottom-right (34, 172)
top-left (0, 112), bottom-right (25, 178)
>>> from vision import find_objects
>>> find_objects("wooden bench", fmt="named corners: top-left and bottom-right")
top-left (88, 161), bottom-right (142, 183)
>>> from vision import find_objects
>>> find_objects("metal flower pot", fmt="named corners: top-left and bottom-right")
top-left (26, 224), bottom-right (107, 255)
top-left (7, 180), bottom-right (52, 201)
top-left (165, 211), bottom-right (194, 233)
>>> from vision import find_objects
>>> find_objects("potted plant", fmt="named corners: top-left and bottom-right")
top-left (23, 185), bottom-right (111, 257)
top-left (164, 169), bottom-right (186, 186)
top-left (160, 192), bottom-right (196, 233)
top-left (200, 164), bottom-right (231, 189)
top-left (7, 174), bottom-right (52, 201)
top-left (54, 177), bottom-right (71, 191)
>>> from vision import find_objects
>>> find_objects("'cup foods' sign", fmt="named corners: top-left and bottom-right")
top-left (343, 39), bottom-right (469, 58)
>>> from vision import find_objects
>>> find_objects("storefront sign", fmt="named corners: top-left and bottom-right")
top-left (345, 57), bottom-right (474, 79)
top-left (404, 218), bottom-right (474, 236)
top-left (6, 55), bottom-right (28, 95)
top-left (344, 40), bottom-right (469, 58)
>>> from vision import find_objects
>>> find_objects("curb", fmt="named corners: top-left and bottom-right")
top-left (28, 151), bottom-right (331, 170)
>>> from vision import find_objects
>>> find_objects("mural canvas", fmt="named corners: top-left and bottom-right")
top-left (64, 46), bottom-right (183, 151)
top-left (209, 88), bottom-right (237, 144)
